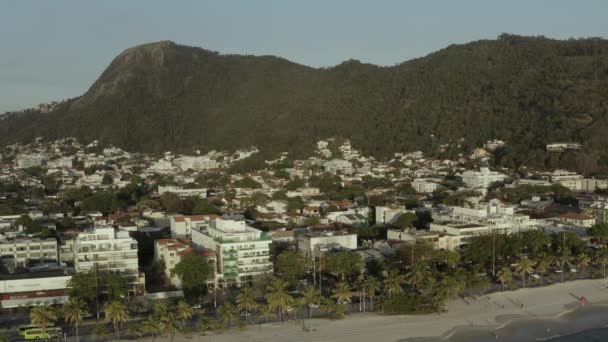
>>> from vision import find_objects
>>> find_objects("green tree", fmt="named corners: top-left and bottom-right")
top-left (516, 257), bottom-right (535, 288)
top-left (497, 266), bottom-right (513, 290)
top-left (159, 313), bottom-right (180, 341)
top-left (326, 251), bottom-right (364, 281)
top-left (104, 301), bottom-right (129, 339)
top-left (92, 324), bottom-right (107, 342)
top-left (192, 200), bottom-right (221, 215)
top-left (535, 255), bottom-right (552, 286)
top-left (217, 301), bottom-right (237, 327)
top-left (62, 298), bottom-right (89, 342)
top-left (331, 282), bottom-right (353, 305)
top-left (265, 279), bottom-right (294, 322)
top-left (590, 223), bottom-right (608, 245)
top-left (393, 212), bottom-right (418, 229)
top-left (577, 253), bottom-right (591, 278)
top-left (301, 287), bottom-right (320, 318)
top-left (406, 261), bottom-right (428, 290)
top-left (236, 287), bottom-right (259, 322)
top-left (383, 270), bottom-right (405, 298)
top-left (171, 252), bottom-right (214, 296)
top-left (160, 192), bottom-right (183, 213)
top-left (30, 305), bottom-right (57, 342)
top-left (275, 251), bottom-right (307, 284)
top-left (175, 301), bottom-right (194, 330)
top-left (234, 177), bottom-right (262, 189)
top-left (363, 276), bottom-right (381, 311)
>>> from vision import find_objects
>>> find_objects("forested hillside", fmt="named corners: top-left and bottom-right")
top-left (1, 35), bottom-right (608, 174)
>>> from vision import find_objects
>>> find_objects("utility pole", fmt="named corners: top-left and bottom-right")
top-left (492, 230), bottom-right (496, 277)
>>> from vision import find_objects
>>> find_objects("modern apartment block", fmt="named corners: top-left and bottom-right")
top-left (191, 218), bottom-right (272, 286)
top-left (461, 167), bottom-right (507, 189)
top-left (74, 227), bottom-right (145, 294)
top-left (0, 238), bottom-right (58, 269)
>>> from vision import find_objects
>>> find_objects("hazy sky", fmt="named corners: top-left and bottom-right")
top-left (1, 0), bottom-right (606, 112)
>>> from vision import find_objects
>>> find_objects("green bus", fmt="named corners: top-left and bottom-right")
top-left (22, 326), bottom-right (62, 340)
top-left (17, 323), bottom-right (55, 337)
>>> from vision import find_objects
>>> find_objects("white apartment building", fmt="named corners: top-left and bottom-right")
top-left (0, 238), bottom-right (58, 269)
top-left (169, 214), bottom-right (218, 238)
top-left (411, 179), bottom-right (439, 194)
top-left (461, 167), bottom-right (507, 189)
top-left (15, 153), bottom-right (47, 168)
top-left (46, 157), bottom-right (74, 169)
top-left (191, 219), bottom-right (272, 286)
top-left (429, 222), bottom-right (492, 250)
top-left (174, 156), bottom-right (218, 171)
top-left (375, 206), bottom-right (414, 225)
top-left (297, 231), bottom-right (357, 257)
top-left (432, 200), bottom-right (537, 239)
top-left (158, 185), bottom-right (207, 199)
top-left (74, 227), bottom-right (144, 294)
top-left (154, 238), bottom-right (217, 289)
top-left (323, 159), bottom-right (354, 175)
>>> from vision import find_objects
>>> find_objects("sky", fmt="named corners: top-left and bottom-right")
top-left (1, 0), bottom-right (607, 112)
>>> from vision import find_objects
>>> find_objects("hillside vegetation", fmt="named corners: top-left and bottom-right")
top-left (1, 35), bottom-right (608, 174)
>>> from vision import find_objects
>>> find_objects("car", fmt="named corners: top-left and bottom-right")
top-left (531, 273), bottom-right (540, 279)
top-left (570, 268), bottom-right (578, 273)
top-left (193, 304), bottom-right (202, 310)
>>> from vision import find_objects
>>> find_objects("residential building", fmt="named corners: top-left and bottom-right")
top-left (191, 219), bottom-right (272, 286)
top-left (154, 238), bottom-right (217, 289)
top-left (0, 238), bottom-right (58, 269)
top-left (297, 231), bottom-right (357, 257)
top-left (74, 227), bottom-right (144, 294)
top-left (0, 270), bottom-right (72, 308)
top-left (158, 185), bottom-right (207, 199)
top-left (15, 153), bottom-right (46, 168)
top-left (559, 213), bottom-right (595, 228)
top-left (375, 206), bottom-right (413, 225)
top-left (586, 201), bottom-right (608, 225)
top-left (411, 179), bottom-right (439, 194)
top-left (323, 159), bottom-right (354, 175)
top-left (461, 167), bottom-right (506, 189)
top-left (169, 214), bottom-right (218, 238)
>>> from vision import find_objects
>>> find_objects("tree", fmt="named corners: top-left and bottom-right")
top-left (535, 255), bottom-right (552, 286)
top-left (197, 317), bottom-right (212, 336)
top-left (497, 266), bottom-right (513, 290)
top-left (102, 173), bottom-right (113, 185)
top-left (393, 212), bottom-right (418, 229)
top-left (234, 177), bottom-right (262, 189)
top-left (171, 252), bottom-right (214, 296)
top-left (217, 301), bottom-right (237, 327)
top-left (406, 261), bottom-right (428, 290)
top-left (159, 313), bottom-right (180, 341)
top-left (236, 287), bottom-right (259, 322)
top-left (516, 257), bottom-right (535, 288)
top-left (192, 200), bottom-right (221, 215)
top-left (363, 276), bottom-right (381, 312)
top-left (265, 279), bottom-right (294, 322)
top-left (102, 273), bottom-right (128, 301)
top-left (30, 305), bottom-right (57, 341)
top-left (331, 282), bottom-right (353, 305)
top-left (275, 251), bottom-right (307, 284)
top-left (175, 301), bottom-right (194, 330)
top-left (301, 287), bottom-right (320, 319)
top-left (104, 301), bottom-right (128, 339)
top-left (92, 324), bottom-right (108, 342)
top-left (62, 298), bottom-right (89, 342)
top-left (325, 251), bottom-right (364, 281)
top-left (590, 223), bottom-right (608, 245)
top-left (143, 315), bottom-right (161, 341)
top-left (577, 253), bottom-right (591, 279)
top-left (383, 270), bottom-right (405, 298)
top-left (160, 192), bottom-right (183, 213)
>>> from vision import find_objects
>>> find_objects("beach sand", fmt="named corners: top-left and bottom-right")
top-left (150, 279), bottom-right (608, 342)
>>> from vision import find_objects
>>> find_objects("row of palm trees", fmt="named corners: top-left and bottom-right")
top-left (497, 251), bottom-right (607, 290)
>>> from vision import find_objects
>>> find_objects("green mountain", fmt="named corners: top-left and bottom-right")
top-left (1, 35), bottom-right (608, 174)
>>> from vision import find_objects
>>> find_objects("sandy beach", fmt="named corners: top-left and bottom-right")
top-left (149, 279), bottom-right (608, 342)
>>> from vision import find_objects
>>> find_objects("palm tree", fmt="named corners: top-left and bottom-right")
top-left (127, 324), bottom-right (144, 339)
top-left (260, 304), bottom-right (275, 324)
top-left (265, 279), bottom-right (294, 322)
top-left (597, 252), bottom-right (608, 278)
top-left (406, 261), bottom-right (428, 289)
top-left (363, 276), bottom-right (381, 312)
top-left (159, 314), bottom-right (180, 341)
top-left (516, 257), bottom-right (535, 288)
top-left (104, 301), bottom-right (129, 339)
top-left (30, 305), bottom-right (57, 342)
top-left (497, 266), bottom-right (513, 290)
top-left (383, 270), bottom-right (405, 298)
top-left (92, 324), bottom-right (107, 342)
top-left (175, 301), bottom-right (194, 330)
top-left (143, 315), bottom-right (161, 341)
top-left (331, 282), bottom-right (353, 306)
top-left (62, 298), bottom-right (89, 342)
top-left (236, 287), bottom-right (259, 322)
top-left (535, 255), bottom-right (552, 286)
top-left (302, 287), bottom-right (320, 318)
top-left (217, 301), bottom-right (238, 327)
top-left (578, 253), bottom-right (591, 279)
top-left (555, 254), bottom-right (572, 283)
top-left (198, 317), bottom-right (212, 336)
